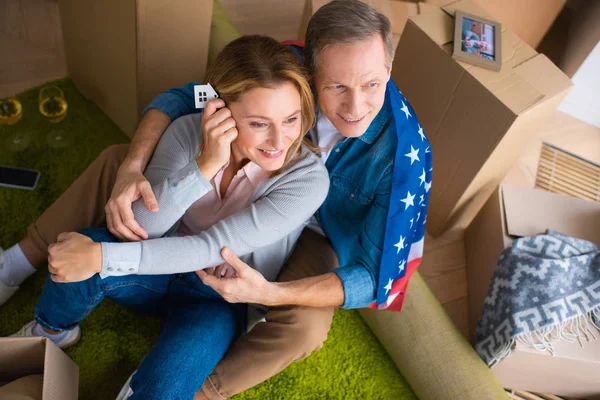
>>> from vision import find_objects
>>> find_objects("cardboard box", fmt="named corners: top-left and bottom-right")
top-left (557, 1), bottom-right (600, 128)
top-left (422, 0), bottom-right (565, 48)
top-left (220, 0), bottom-right (306, 42)
top-left (58, 0), bottom-right (213, 136)
top-left (0, 337), bottom-right (78, 400)
top-left (298, 0), bottom-right (437, 48)
top-left (465, 184), bottom-right (600, 398)
top-left (393, 0), bottom-right (572, 237)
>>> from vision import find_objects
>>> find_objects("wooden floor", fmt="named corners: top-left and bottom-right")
top-left (3, 0), bottom-right (600, 343)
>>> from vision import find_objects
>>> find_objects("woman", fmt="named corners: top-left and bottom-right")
top-left (11, 35), bottom-right (329, 399)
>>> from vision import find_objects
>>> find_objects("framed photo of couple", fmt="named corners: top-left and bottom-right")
top-left (453, 11), bottom-right (502, 71)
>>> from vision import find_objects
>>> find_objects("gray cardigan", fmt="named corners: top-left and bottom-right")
top-left (99, 114), bottom-right (329, 283)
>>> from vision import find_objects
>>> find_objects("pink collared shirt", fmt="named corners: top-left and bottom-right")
top-left (177, 161), bottom-right (270, 236)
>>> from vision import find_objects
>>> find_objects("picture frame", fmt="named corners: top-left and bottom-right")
top-left (452, 11), bottom-right (502, 71)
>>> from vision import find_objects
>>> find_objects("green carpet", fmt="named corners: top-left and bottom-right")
top-left (0, 79), bottom-right (417, 400)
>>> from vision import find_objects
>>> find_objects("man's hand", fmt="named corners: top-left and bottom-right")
top-left (105, 168), bottom-right (159, 241)
top-left (196, 248), bottom-right (274, 305)
top-left (48, 232), bottom-right (102, 283)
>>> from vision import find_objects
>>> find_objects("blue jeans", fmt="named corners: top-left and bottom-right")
top-left (34, 228), bottom-right (246, 400)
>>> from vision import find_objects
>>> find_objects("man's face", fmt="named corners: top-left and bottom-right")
top-left (314, 34), bottom-right (390, 138)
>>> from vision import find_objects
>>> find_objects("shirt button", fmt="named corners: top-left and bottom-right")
top-left (172, 182), bottom-right (178, 187)
top-left (188, 170), bottom-right (194, 176)
top-left (350, 193), bottom-right (355, 198)
top-left (107, 267), bottom-right (114, 271)
top-left (335, 148), bottom-right (340, 153)
top-left (129, 268), bottom-right (135, 271)
top-left (117, 268), bottom-right (123, 272)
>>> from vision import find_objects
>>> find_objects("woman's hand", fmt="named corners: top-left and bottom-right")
top-left (48, 232), bottom-right (102, 283)
top-left (196, 99), bottom-right (238, 180)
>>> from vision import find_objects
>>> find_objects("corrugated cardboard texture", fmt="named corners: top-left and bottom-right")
top-left (502, 184), bottom-right (600, 242)
top-left (561, 0), bottom-right (600, 78)
top-left (221, 0), bottom-right (305, 42)
top-left (423, 0), bottom-right (565, 48)
top-left (135, 1), bottom-right (212, 120)
top-left (59, 0), bottom-right (212, 136)
top-left (59, 0), bottom-right (138, 135)
top-left (465, 184), bottom-right (600, 397)
top-left (493, 337), bottom-right (600, 399)
top-left (0, 337), bottom-right (78, 400)
top-left (394, 1), bottom-right (572, 236)
top-left (464, 186), bottom-right (508, 343)
top-left (0, 338), bottom-right (45, 383)
top-left (42, 338), bottom-right (78, 400)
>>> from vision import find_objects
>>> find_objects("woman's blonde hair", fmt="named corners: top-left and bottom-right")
top-left (204, 35), bottom-right (316, 169)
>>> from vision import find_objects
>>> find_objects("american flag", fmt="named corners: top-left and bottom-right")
top-left (368, 80), bottom-right (432, 311)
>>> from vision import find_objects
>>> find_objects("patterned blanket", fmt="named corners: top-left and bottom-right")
top-left (476, 230), bottom-right (600, 366)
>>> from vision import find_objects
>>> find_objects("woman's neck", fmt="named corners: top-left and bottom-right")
top-left (219, 147), bottom-right (249, 199)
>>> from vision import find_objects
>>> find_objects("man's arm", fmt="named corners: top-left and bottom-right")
top-left (197, 248), bottom-right (345, 307)
top-left (106, 82), bottom-right (198, 241)
top-left (198, 170), bottom-right (393, 309)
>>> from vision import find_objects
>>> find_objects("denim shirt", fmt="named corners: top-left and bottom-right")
top-left (144, 82), bottom-right (398, 309)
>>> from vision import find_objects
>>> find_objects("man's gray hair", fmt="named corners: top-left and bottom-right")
top-left (305, 0), bottom-right (395, 75)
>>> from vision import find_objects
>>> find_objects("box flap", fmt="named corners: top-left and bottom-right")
top-left (42, 338), bottom-right (78, 400)
top-left (390, 1), bottom-right (419, 33)
top-left (413, 0), bottom-right (571, 115)
top-left (501, 184), bottom-right (600, 244)
top-left (409, 8), bottom-right (454, 46)
top-left (441, 0), bottom-right (492, 19)
top-left (0, 338), bottom-right (45, 382)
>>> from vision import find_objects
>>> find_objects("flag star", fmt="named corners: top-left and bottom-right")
top-left (418, 124), bottom-right (425, 141)
top-left (400, 191), bottom-right (415, 210)
top-left (419, 194), bottom-right (424, 205)
top-left (384, 278), bottom-right (394, 295)
top-left (398, 260), bottom-right (406, 273)
top-left (419, 168), bottom-right (426, 186)
top-left (417, 212), bottom-right (421, 221)
top-left (400, 101), bottom-right (411, 119)
top-left (394, 235), bottom-right (406, 253)
top-left (423, 215), bottom-right (427, 224)
top-left (425, 146), bottom-right (431, 154)
top-left (404, 146), bottom-right (420, 165)
top-left (424, 181), bottom-right (431, 193)
top-left (409, 218), bottom-right (414, 228)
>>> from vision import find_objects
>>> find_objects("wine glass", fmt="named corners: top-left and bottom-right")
top-left (46, 128), bottom-right (73, 148)
top-left (6, 132), bottom-right (32, 152)
top-left (0, 96), bottom-right (23, 125)
top-left (39, 85), bottom-right (68, 123)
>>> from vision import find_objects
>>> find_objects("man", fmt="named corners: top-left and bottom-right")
top-left (0, 0), bottom-right (431, 398)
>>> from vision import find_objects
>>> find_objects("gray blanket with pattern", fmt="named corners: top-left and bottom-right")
top-left (476, 230), bottom-right (600, 366)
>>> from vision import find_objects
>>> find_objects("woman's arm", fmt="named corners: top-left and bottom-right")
top-left (100, 152), bottom-right (330, 278)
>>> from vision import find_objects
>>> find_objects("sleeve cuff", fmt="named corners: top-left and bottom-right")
top-left (167, 160), bottom-right (213, 211)
top-left (333, 265), bottom-right (377, 309)
top-left (100, 242), bottom-right (143, 279)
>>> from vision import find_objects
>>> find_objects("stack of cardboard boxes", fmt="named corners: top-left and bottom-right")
top-left (388, 1), bottom-right (599, 398)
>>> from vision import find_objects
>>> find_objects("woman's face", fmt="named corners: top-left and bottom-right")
top-left (228, 82), bottom-right (303, 171)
